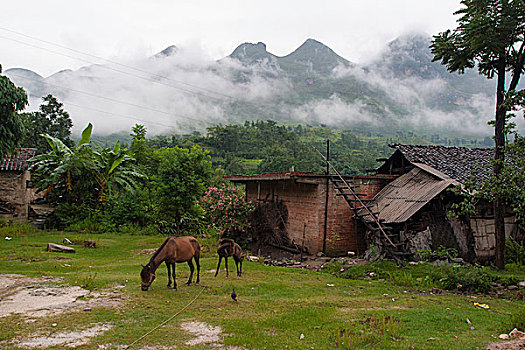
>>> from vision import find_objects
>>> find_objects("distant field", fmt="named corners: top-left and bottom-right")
top-left (0, 230), bottom-right (522, 349)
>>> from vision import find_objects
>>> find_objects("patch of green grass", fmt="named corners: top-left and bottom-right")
top-left (0, 230), bottom-right (523, 349)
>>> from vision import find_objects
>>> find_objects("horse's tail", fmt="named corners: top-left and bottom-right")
top-left (191, 237), bottom-right (201, 258)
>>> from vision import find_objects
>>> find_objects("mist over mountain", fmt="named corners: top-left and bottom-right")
top-left (5, 33), bottom-right (512, 137)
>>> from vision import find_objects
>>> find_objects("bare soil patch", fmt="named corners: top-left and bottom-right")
top-left (136, 249), bottom-right (157, 256)
top-left (0, 274), bottom-right (123, 319)
top-left (13, 323), bottom-right (112, 348)
top-left (486, 340), bottom-right (525, 350)
top-left (180, 321), bottom-right (222, 346)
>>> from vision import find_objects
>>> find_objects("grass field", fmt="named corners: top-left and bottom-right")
top-left (0, 230), bottom-right (523, 349)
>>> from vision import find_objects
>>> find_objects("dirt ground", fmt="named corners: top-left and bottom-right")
top-left (0, 274), bottom-right (244, 349)
top-left (0, 274), bottom-right (123, 319)
top-left (486, 340), bottom-right (525, 349)
top-left (0, 274), bottom-right (123, 348)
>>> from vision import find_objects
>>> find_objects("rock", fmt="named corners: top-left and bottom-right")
top-left (509, 328), bottom-right (525, 339)
top-left (247, 255), bottom-right (259, 262)
top-left (300, 333), bottom-right (305, 340)
top-left (519, 281), bottom-right (525, 287)
top-left (499, 334), bottom-right (510, 339)
top-left (452, 258), bottom-right (464, 264)
top-left (47, 243), bottom-right (75, 253)
top-left (347, 251), bottom-right (355, 257)
top-left (316, 252), bottom-right (324, 257)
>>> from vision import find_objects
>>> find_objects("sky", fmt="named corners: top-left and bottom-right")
top-left (1, 0), bottom-right (463, 77)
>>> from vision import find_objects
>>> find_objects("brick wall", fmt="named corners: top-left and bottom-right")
top-left (246, 179), bottom-right (323, 252)
top-left (243, 175), bottom-right (394, 256)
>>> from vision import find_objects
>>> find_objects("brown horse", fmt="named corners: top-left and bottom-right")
top-left (215, 238), bottom-right (243, 277)
top-left (140, 236), bottom-right (200, 291)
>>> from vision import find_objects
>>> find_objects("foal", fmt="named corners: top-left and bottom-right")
top-left (140, 236), bottom-right (201, 291)
top-left (215, 238), bottom-right (243, 277)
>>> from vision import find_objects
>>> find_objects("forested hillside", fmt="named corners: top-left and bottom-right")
top-left (135, 120), bottom-right (493, 175)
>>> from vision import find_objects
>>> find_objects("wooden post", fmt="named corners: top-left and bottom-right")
top-left (301, 222), bottom-right (306, 261)
top-left (323, 139), bottom-right (330, 254)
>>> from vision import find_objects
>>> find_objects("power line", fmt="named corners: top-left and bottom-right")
top-left (65, 102), bottom-right (183, 130)
top-left (0, 26), bottom-right (236, 100)
top-left (7, 72), bottom-right (208, 123)
top-left (0, 34), bottom-right (233, 103)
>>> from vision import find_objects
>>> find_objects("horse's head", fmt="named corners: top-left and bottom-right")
top-left (140, 263), bottom-right (156, 291)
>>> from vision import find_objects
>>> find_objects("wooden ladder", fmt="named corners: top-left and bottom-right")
top-left (314, 147), bottom-right (405, 265)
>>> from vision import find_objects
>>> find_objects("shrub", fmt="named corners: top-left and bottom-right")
top-left (417, 245), bottom-right (458, 261)
top-left (437, 266), bottom-right (492, 293)
top-left (199, 184), bottom-right (255, 238)
top-left (505, 237), bottom-right (525, 265)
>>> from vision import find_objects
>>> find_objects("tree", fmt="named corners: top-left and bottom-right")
top-left (431, 0), bottom-right (525, 269)
top-left (0, 64), bottom-right (28, 157)
top-left (153, 145), bottom-right (213, 232)
top-left (31, 123), bottom-right (143, 206)
top-left (129, 124), bottom-right (152, 167)
top-left (21, 94), bottom-right (74, 153)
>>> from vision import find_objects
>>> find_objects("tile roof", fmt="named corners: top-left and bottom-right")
top-left (0, 148), bottom-right (37, 171)
top-left (391, 144), bottom-right (494, 184)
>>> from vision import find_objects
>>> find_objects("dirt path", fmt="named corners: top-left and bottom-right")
top-left (0, 274), bottom-right (123, 319)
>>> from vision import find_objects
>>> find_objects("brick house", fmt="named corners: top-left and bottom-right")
top-left (227, 144), bottom-right (522, 262)
top-left (225, 172), bottom-right (396, 255)
top-left (0, 148), bottom-right (36, 223)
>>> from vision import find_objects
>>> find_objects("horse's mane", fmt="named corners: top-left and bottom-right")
top-left (218, 238), bottom-right (235, 246)
top-left (149, 236), bottom-right (172, 264)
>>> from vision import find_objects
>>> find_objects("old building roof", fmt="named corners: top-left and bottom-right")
top-left (226, 171), bottom-right (396, 183)
top-left (389, 144), bottom-right (493, 184)
top-left (363, 166), bottom-right (459, 224)
top-left (0, 148), bottom-right (37, 172)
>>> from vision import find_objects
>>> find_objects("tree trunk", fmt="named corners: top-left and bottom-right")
top-left (494, 57), bottom-right (507, 270)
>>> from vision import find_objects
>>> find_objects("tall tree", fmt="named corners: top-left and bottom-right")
top-left (21, 94), bottom-right (74, 153)
top-left (153, 145), bottom-right (213, 232)
top-left (431, 0), bottom-right (525, 268)
top-left (0, 64), bottom-right (28, 157)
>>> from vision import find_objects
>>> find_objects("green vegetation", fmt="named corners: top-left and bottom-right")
top-left (0, 228), bottom-right (523, 349)
top-left (142, 120), bottom-right (492, 176)
top-left (432, 0), bottom-right (525, 269)
top-left (20, 94), bottom-right (74, 153)
top-left (0, 64), bottom-right (28, 157)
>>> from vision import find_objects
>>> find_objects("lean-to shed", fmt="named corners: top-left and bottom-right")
top-left (370, 144), bottom-right (521, 261)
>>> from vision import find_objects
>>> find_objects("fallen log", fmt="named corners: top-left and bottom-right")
top-left (268, 243), bottom-right (301, 254)
top-left (47, 243), bottom-right (76, 253)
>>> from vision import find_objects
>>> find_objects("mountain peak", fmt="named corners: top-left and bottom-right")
top-left (280, 38), bottom-right (350, 74)
top-left (230, 42), bottom-right (276, 64)
top-left (156, 45), bottom-right (178, 58)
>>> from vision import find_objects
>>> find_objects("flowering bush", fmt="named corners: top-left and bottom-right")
top-left (200, 184), bottom-right (255, 237)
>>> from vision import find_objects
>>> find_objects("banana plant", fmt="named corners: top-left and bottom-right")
top-left (31, 123), bottom-right (144, 204)
top-left (94, 140), bottom-right (145, 202)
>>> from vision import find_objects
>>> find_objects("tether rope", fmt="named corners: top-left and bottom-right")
top-left (126, 286), bottom-right (206, 348)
